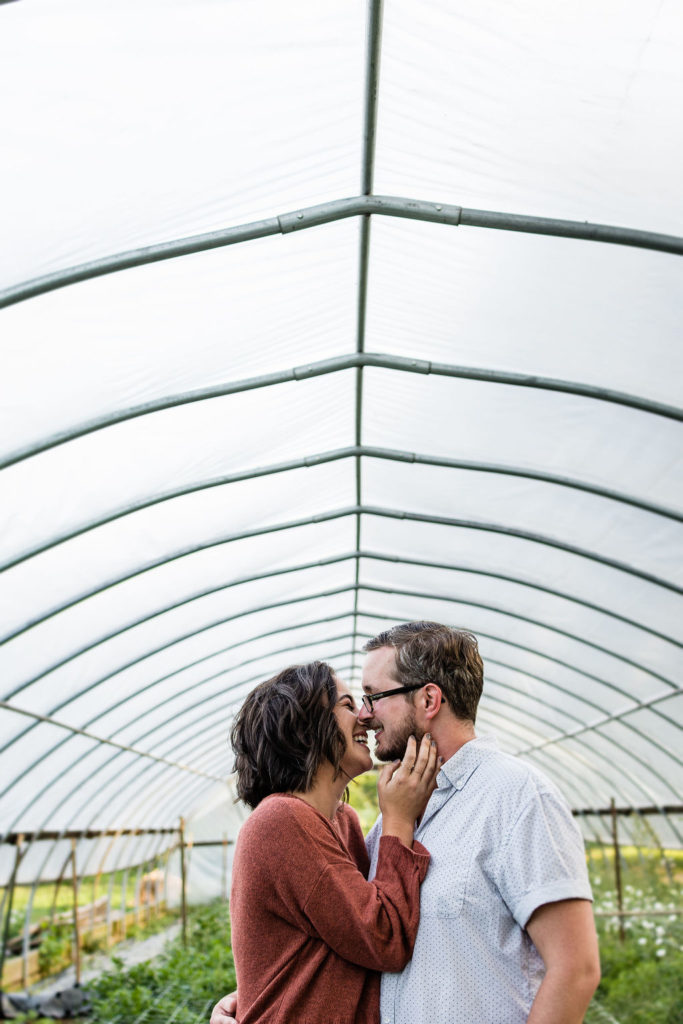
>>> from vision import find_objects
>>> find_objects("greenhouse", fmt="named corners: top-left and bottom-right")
top-left (1, 0), bottom-right (681, 1022)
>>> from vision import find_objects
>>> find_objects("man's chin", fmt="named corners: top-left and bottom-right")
top-left (374, 737), bottom-right (406, 763)
top-left (374, 724), bottom-right (423, 763)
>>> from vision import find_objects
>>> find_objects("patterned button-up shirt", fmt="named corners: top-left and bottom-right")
top-left (366, 735), bottom-right (592, 1024)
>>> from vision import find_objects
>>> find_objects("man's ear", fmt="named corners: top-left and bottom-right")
top-left (422, 683), bottom-right (443, 721)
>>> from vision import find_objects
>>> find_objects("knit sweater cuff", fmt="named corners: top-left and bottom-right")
top-left (377, 834), bottom-right (431, 882)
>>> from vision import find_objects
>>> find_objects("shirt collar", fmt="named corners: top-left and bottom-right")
top-left (437, 735), bottom-right (499, 791)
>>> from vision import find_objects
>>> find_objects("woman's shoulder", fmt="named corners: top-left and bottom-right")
top-left (241, 794), bottom-right (330, 838)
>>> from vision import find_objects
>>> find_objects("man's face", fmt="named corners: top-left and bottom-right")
top-left (359, 646), bottom-right (424, 762)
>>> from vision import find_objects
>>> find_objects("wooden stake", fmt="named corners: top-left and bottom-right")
top-left (71, 838), bottom-right (81, 984)
top-left (0, 835), bottom-right (23, 987)
top-left (610, 798), bottom-right (626, 943)
top-left (222, 834), bottom-right (228, 903)
top-left (179, 818), bottom-right (187, 947)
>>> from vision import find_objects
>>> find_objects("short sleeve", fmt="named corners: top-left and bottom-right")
top-left (495, 787), bottom-right (593, 928)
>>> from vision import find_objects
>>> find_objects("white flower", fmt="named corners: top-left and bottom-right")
top-left (656, 948), bottom-right (666, 957)
top-left (638, 937), bottom-right (647, 945)
top-left (656, 925), bottom-right (665, 937)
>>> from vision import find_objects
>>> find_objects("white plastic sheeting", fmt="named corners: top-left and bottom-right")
top-left (1, 0), bottom-right (681, 883)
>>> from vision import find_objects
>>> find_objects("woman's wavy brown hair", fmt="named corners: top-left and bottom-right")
top-left (230, 661), bottom-right (347, 809)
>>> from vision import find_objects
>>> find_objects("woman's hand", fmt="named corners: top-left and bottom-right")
top-left (378, 734), bottom-right (440, 847)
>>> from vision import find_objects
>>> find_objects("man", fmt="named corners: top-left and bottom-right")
top-left (212, 621), bottom-right (600, 1024)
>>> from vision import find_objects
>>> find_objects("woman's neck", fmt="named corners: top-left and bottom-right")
top-left (291, 762), bottom-right (348, 820)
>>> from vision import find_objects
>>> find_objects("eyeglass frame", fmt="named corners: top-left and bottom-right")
top-left (361, 682), bottom-right (427, 714)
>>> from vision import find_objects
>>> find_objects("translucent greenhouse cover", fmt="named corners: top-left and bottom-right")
top-left (0, 0), bottom-right (682, 885)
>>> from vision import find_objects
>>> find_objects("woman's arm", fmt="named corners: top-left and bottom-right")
top-left (294, 734), bottom-right (438, 971)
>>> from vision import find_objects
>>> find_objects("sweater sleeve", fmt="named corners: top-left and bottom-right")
top-left (257, 797), bottom-right (429, 973)
top-left (303, 833), bottom-right (430, 971)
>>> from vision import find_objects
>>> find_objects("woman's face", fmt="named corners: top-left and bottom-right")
top-left (334, 677), bottom-right (373, 779)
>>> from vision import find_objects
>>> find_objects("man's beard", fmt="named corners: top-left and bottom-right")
top-left (375, 707), bottom-right (425, 762)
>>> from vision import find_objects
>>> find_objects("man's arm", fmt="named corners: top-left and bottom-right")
top-left (525, 899), bottom-right (600, 1024)
top-left (209, 992), bottom-right (237, 1024)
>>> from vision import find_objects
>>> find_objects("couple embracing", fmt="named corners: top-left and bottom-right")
top-left (211, 621), bottom-right (600, 1024)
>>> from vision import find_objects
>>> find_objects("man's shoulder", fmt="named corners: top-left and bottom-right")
top-left (477, 743), bottom-right (565, 806)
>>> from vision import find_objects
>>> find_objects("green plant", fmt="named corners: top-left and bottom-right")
top-left (81, 930), bottom-right (106, 955)
top-left (347, 769), bottom-right (380, 834)
top-left (86, 902), bottom-right (236, 1024)
top-left (36, 924), bottom-right (71, 976)
top-left (587, 852), bottom-right (683, 1023)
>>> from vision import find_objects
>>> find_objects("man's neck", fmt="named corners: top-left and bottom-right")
top-left (432, 722), bottom-right (476, 765)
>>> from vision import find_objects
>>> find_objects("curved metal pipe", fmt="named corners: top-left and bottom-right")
top-left (2, 349), bottom-right (681, 472)
top-left (1, 194), bottom-right (681, 312)
top-left (3, 445), bottom-right (679, 577)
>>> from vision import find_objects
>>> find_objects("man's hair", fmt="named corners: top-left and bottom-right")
top-left (363, 621), bottom-right (484, 723)
top-left (230, 661), bottom-right (347, 809)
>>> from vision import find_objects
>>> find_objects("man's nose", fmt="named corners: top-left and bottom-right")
top-left (357, 701), bottom-right (372, 723)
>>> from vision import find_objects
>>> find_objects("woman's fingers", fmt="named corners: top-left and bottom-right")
top-left (400, 734), bottom-right (418, 772)
top-left (411, 733), bottom-right (433, 777)
top-left (379, 760), bottom-right (401, 787)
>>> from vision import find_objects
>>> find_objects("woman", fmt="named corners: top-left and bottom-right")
top-left (228, 660), bottom-right (439, 1024)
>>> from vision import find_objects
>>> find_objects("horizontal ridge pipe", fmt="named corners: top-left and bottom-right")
top-left (2, 828), bottom-right (178, 844)
top-left (2, 354), bottom-right (680, 470)
top-left (1, 195), bottom-right (681, 310)
top-left (572, 805), bottom-right (683, 817)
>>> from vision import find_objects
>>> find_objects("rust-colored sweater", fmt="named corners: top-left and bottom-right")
top-left (230, 795), bottom-right (430, 1024)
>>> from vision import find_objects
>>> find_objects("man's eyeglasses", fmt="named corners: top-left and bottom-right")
top-left (361, 683), bottom-right (426, 714)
